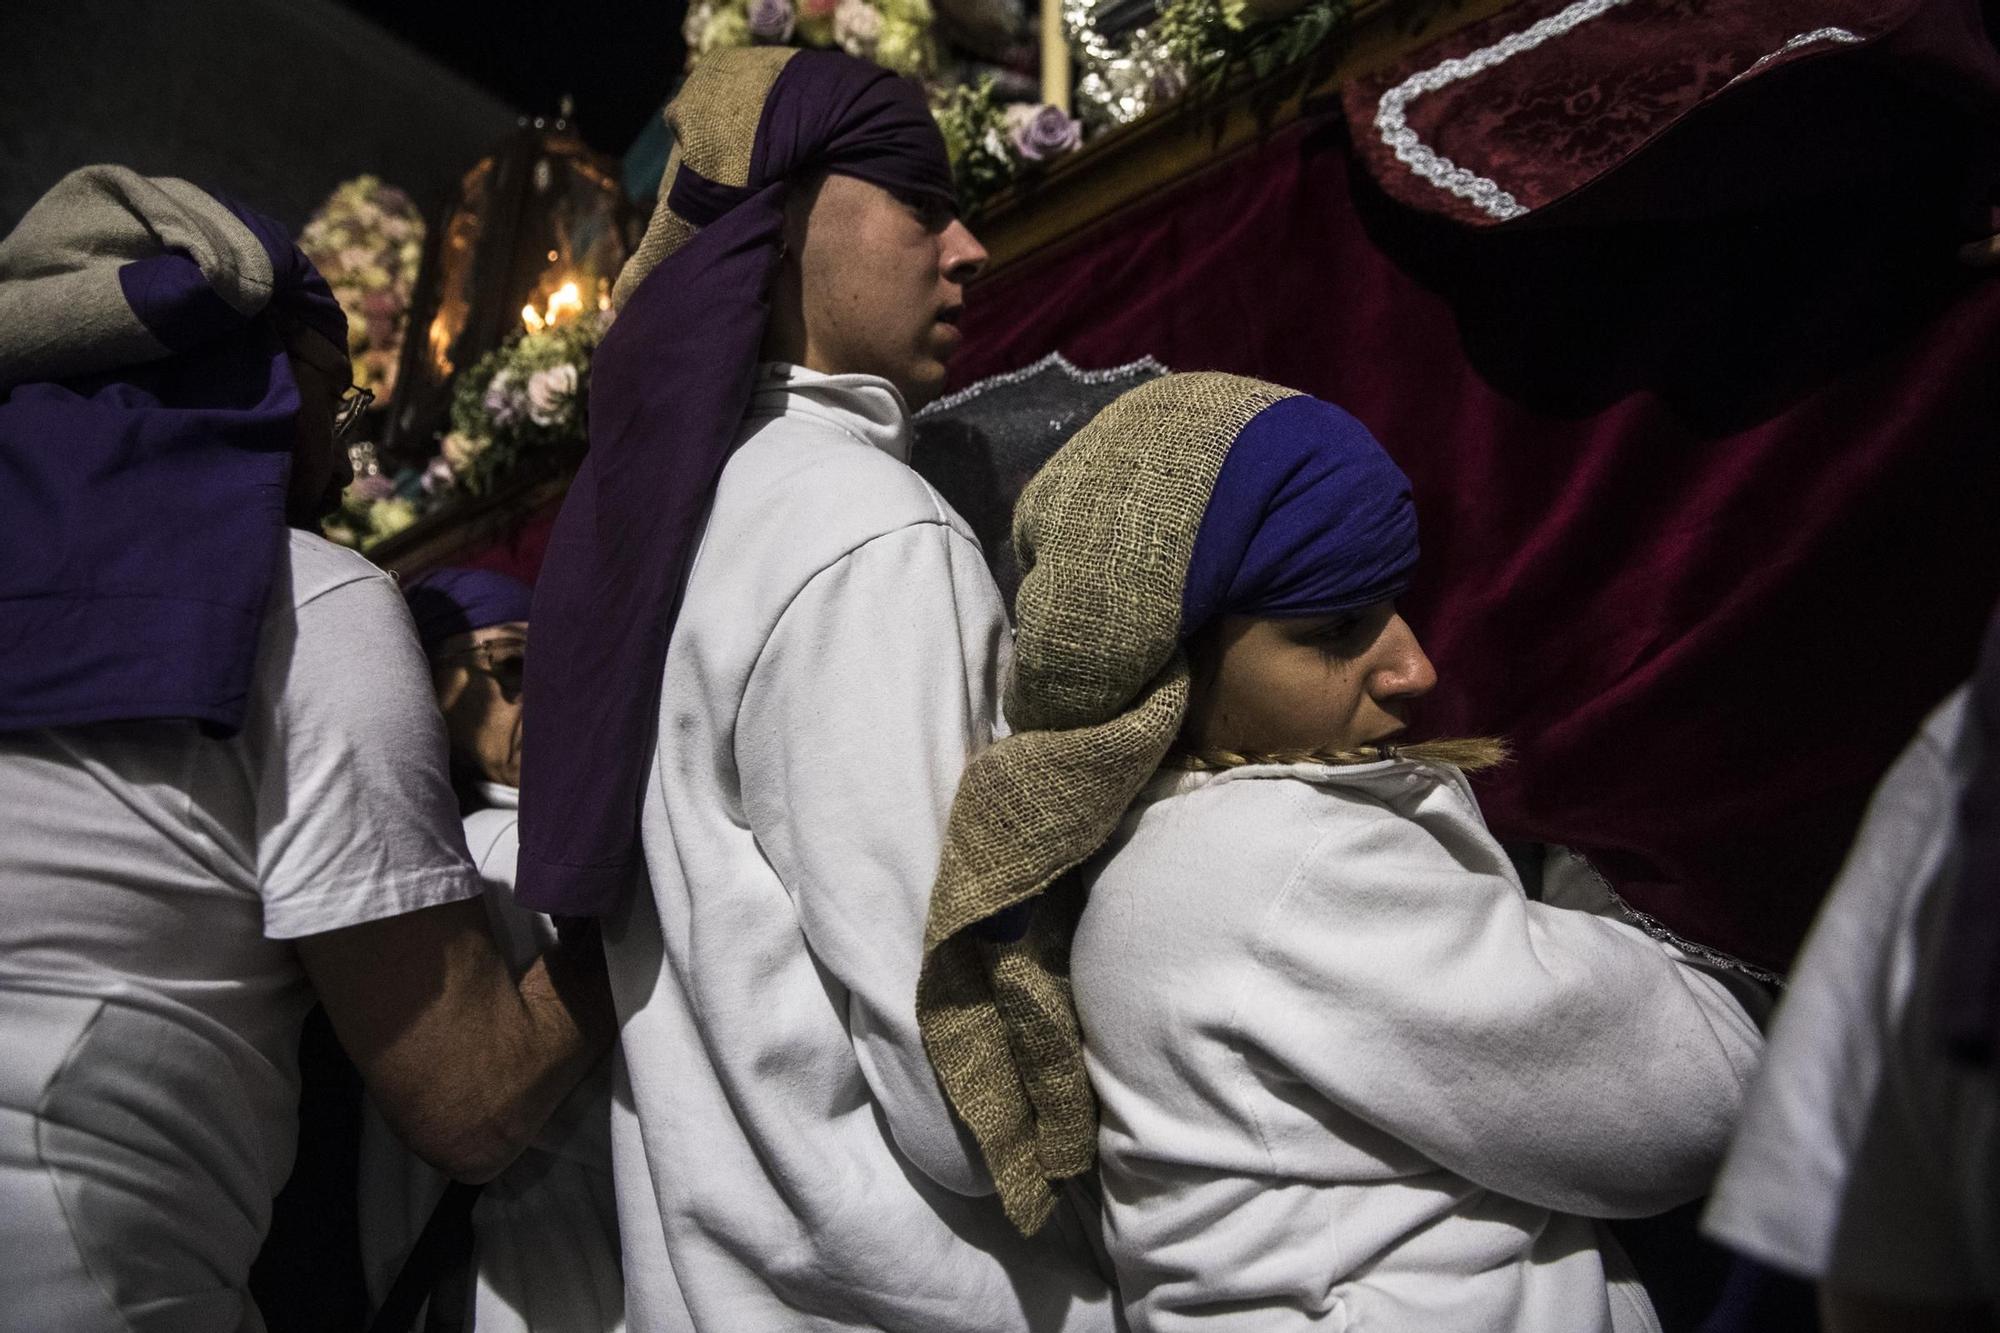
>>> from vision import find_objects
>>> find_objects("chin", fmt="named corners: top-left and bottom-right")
top-left (900, 361), bottom-right (949, 411)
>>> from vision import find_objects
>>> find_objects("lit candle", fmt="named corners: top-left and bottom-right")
top-left (1041, 0), bottom-right (1070, 113)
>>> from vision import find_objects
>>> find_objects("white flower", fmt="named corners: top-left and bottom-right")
top-left (525, 363), bottom-right (579, 426)
top-left (683, 0), bottom-right (718, 46)
top-left (834, 0), bottom-right (882, 54)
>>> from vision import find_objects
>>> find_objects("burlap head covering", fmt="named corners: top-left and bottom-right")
top-left (611, 46), bottom-right (797, 309)
top-left (518, 50), bottom-right (955, 916)
top-left (917, 372), bottom-right (1300, 1232)
top-left (0, 165), bottom-right (345, 736)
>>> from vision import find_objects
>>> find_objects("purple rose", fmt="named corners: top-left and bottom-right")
top-left (1006, 104), bottom-right (1083, 163)
top-left (748, 0), bottom-right (796, 42)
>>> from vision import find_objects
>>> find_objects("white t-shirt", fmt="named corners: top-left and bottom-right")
top-left (0, 530), bottom-right (482, 1324)
top-left (1703, 686), bottom-right (2000, 1305)
top-left (607, 365), bottom-right (1119, 1332)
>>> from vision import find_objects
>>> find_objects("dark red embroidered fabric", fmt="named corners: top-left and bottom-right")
top-left (945, 115), bottom-right (2000, 969)
top-left (1342, 0), bottom-right (2000, 228)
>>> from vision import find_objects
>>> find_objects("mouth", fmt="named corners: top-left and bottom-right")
top-left (1369, 717), bottom-right (1409, 746)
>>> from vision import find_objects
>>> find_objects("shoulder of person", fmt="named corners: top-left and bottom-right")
top-left (729, 415), bottom-right (972, 550)
top-left (282, 528), bottom-right (399, 611)
top-left (1141, 763), bottom-right (1479, 885)
top-left (1915, 681), bottom-right (1974, 773)
top-left (1102, 769), bottom-right (1391, 909)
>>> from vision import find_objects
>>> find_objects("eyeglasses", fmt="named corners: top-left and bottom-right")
top-left (436, 636), bottom-right (527, 700)
top-left (333, 385), bottom-right (376, 443)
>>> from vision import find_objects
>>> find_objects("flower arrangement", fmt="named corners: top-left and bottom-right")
top-left (684, 0), bottom-right (938, 78)
top-left (322, 312), bottom-right (604, 551)
top-left (933, 80), bottom-right (1086, 213)
top-left (1154, 0), bottom-right (1354, 96)
top-left (297, 176), bottom-right (426, 403)
top-left (442, 313), bottom-right (606, 497)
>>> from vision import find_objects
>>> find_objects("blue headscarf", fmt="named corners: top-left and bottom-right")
top-left (405, 568), bottom-right (535, 658)
top-left (0, 165), bottom-right (346, 736)
top-left (1181, 394), bottom-right (1418, 639)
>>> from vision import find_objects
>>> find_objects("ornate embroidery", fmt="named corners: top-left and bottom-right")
top-left (1375, 5), bottom-right (1866, 223)
top-left (914, 351), bottom-right (1170, 417)
top-left (1373, 0), bottom-right (1638, 222)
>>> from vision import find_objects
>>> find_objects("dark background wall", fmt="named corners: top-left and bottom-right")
top-left (1, 0), bottom-right (520, 232)
top-left (1, 0), bottom-right (689, 235)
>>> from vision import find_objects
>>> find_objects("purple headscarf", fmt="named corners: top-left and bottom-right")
top-left (1181, 395), bottom-right (1419, 640)
top-left (516, 52), bottom-right (956, 916)
top-left (404, 567), bottom-right (535, 658)
top-left (0, 166), bottom-right (346, 736)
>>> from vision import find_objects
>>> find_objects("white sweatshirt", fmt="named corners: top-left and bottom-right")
top-left (1072, 760), bottom-right (1766, 1332)
top-left (604, 365), bottom-right (1119, 1332)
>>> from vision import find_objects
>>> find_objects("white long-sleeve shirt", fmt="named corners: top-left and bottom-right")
top-left (1073, 760), bottom-right (1766, 1332)
top-left (604, 364), bottom-right (1120, 1332)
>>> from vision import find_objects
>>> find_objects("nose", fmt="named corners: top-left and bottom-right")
top-left (941, 218), bottom-right (988, 286)
top-left (1375, 614), bottom-right (1437, 701)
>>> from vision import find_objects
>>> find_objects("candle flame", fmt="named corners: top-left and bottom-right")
top-left (546, 281), bottom-right (583, 324)
top-left (522, 279), bottom-right (585, 334)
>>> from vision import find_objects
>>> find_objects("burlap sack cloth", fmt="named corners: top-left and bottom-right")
top-left (917, 372), bottom-right (1301, 1233)
top-left (612, 46), bottom-right (798, 307)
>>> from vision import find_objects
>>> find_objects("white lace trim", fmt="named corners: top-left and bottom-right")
top-left (1373, 0), bottom-right (1637, 222)
top-left (1731, 25), bottom-right (1863, 85)
top-left (914, 351), bottom-right (1170, 418)
top-left (1374, 4), bottom-right (1865, 223)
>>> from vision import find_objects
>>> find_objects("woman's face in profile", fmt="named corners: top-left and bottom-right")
top-left (1179, 601), bottom-right (1437, 757)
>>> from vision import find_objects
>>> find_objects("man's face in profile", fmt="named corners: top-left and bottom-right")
top-left (281, 326), bottom-right (356, 527)
top-left (787, 174), bottom-right (989, 409)
top-left (431, 623), bottom-right (528, 789)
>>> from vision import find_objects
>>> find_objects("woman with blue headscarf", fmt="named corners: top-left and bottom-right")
top-left (918, 373), bottom-right (1768, 1330)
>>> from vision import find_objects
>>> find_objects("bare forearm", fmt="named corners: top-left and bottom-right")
top-left (301, 899), bottom-right (617, 1182)
top-left (398, 931), bottom-right (616, 1181)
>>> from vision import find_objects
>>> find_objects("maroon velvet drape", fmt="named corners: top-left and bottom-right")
top-left (951, 117), bottom-right (2000, 968)
top-left (447, 503), bottom-right (560, 586)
